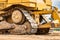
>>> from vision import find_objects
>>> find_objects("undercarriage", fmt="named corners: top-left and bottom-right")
top-left (0, 7), bottom-right (50, 34)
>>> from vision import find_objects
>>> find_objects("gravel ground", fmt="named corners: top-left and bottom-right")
top-left (0, 21), bottom-right (60, 40)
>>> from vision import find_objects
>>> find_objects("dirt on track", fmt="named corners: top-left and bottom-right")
top-left (0, 33), bottom-right (60, 40)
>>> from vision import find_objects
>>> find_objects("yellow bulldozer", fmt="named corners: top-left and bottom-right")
top-left (0, 0), bottom-right (59, 34)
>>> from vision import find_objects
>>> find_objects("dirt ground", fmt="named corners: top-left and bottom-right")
top-left (0, 21), bottom-right (60, 40)
top-left (0, 32), bottom-right (60, 40)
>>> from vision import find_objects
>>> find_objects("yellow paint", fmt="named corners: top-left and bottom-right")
top-left (0, 0), bottom-right (60, 28)
top-left (0, 0), bottom-right (52, 10)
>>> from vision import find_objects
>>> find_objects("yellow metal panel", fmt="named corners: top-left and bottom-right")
top-left (36, 0), bottom-right (47, 10)
top-left (0, 0), bottom-right (52, 10)
top-left (52, 10), bottom-right (60, 23)
top-left (45, 0), bottom-right (52, 6)
top-left (8, 0), bottom-right (36, 3)
top-left (7, 0), bottom-right (36, 7)
top-left (29, 0), bottom-right (36, 2)
top-left (21, 0), bottom-right (36, 2)
top-left (21, 3), bottom-right (36, 7)
top-left (35, 14), bottom-right (40, 24)
top-left (39, 23), bottom-right (51, 28)
top-left (37, 3), bottom-right (46, 10)
top-left (0, 0), bottom-right (6, 2)
top-left (0, 0), bottom-right (6, 10)
top-left (36, 0), bottom-right (52, 10)
top-left (21, 0), bottom-right (36, 7)
top-left (8, 0), bottom-right (21, 3)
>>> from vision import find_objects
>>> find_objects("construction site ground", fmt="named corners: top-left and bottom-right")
top-left (0, 30), bottom-right (60, 40)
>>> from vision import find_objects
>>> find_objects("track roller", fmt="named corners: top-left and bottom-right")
top-left (7, 7), bottom-right (25, 24)
top-left (23, 21), bottom-right (31, 34)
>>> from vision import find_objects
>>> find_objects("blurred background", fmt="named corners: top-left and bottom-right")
top-left (52, 0), bottom-right (60, 11)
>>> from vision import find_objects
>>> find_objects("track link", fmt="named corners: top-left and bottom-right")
top-left (0, 7), bottom-right (38, 34)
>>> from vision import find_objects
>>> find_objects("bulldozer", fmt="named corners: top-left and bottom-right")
top-left (0, 0), bottom-right (59, 34)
